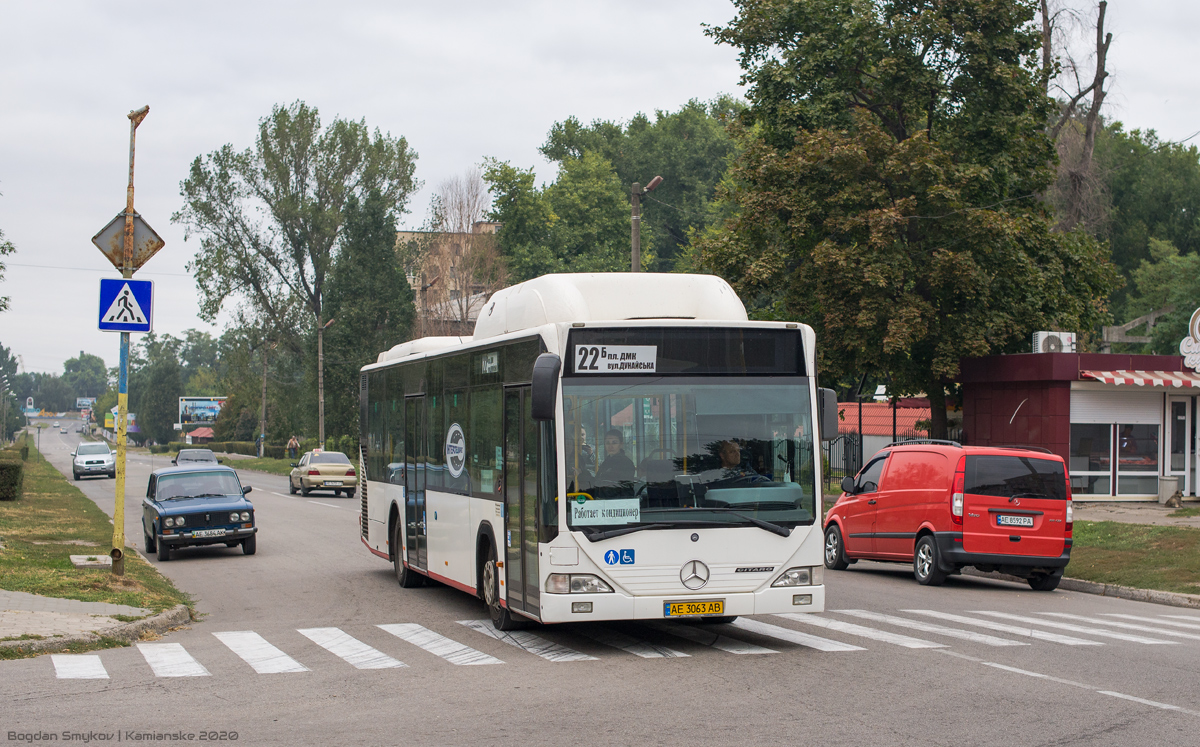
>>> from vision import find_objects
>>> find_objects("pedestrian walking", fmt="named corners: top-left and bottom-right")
top-left (287, 435), bottom-right (299, 460)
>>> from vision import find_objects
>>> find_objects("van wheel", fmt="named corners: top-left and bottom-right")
top-left (392, 522), bottom-right (423, 588)
top-left (1028, 572), bottom-right (1062, 591)
top-left (824, 525), bottom-right (850, 570)
top-left (913, 536), bottom-right (947, 586)
top-left (482, 547), bottom-right (524, 631)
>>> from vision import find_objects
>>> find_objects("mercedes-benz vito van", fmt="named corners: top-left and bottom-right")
top-left (823, 441), bottom-right (1072, 590)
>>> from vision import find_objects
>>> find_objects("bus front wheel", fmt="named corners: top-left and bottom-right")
top-left (482, 547), bottom-right (524, 631)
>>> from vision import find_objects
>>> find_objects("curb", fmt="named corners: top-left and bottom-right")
top-left (0, 603), bottom-right (192, 656)
top-left (961, 568), bottom-right (1200, 610)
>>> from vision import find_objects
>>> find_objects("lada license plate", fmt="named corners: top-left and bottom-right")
top-left (664, 600), bottom-right (724, 618)
top-left (325, 480), bottom-right (343, 486)
top-left (997, 515), bottom-right (1034, 527)
top-left (192, 528), bottom-right (226, 538)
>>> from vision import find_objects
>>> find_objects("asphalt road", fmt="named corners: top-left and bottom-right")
top-left (3, 419), bottom-right (1200, 746)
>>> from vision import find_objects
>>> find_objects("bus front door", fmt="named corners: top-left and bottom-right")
top-left (405, 396), bottom-right (427, 572)
top-left (504, 387), bottom-right (540, 619)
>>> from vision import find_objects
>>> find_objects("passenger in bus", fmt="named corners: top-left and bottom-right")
top-left (595, 429), bottom-right (635, 483)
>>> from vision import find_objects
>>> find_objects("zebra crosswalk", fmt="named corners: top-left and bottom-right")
top-left (42, 608), bottom-right (1200, 681)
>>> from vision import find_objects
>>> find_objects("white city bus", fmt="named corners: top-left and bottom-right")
top-left (359, 273), bottom-right (837, 630)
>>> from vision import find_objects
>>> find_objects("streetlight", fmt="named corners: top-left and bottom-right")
top-left (317, 317), bottom-right (336, 446)
top-left (630, 176), bottom-right (663, 272)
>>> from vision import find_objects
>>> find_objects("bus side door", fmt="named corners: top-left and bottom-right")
top-left (504, 386), bottom-right (540, 620)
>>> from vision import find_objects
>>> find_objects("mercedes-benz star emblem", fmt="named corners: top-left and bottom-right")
top-left (680, 560), bottom-right (710, 590)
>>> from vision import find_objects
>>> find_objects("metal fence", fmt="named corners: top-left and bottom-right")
top-left (822, 433), bottom-right (862, 491)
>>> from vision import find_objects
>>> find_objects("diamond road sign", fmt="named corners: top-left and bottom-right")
top-left (98, 278), bottom-right (153, 333)
top-left (91, 211), bottom-right (165, 272)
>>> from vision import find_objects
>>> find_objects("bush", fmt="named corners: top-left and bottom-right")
top-left (0, 458), bottom-right (23, 500)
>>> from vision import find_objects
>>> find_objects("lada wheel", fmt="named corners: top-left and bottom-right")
top-left (482, 547), bottom-right (524, 631)
top-left (144, 530), bottom-right (156, 554)
top-left (824, 525), bottom-right (850, 570)
top-left (157, 541), bottom-right (170, 562)
top-left (913, 536), bottom-right (947, 586)
top-left (242, 536), bottom-right (256, 555)
top-left (391, 522), bottom-right (423, 588)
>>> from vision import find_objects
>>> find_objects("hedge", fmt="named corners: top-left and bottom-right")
top-left (0, 457), bottom-right (22, 500)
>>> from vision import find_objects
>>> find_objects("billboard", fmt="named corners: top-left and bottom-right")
top-left (76, 397), bottom-right (97, 409)
top-left (179, 396), bottom-right (226, 426)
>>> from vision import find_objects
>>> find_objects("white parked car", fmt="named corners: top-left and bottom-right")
top-left (72, 442), bottom-right (115, 480)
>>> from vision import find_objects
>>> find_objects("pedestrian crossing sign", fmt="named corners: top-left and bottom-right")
top-left (98, 278), bottom-right (153, 332)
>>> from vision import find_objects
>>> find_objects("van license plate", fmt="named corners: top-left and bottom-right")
top-left (664, 600), bottom-right (724, 617)
top-left (192, 529), bottom-right (226, 538)
top-left (997, 515), bottom-right (1034, 527)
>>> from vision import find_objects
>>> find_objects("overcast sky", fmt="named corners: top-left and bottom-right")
top-left (1, 0), bottom-right (1197, 375)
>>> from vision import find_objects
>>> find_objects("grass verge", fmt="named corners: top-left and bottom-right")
top-left (1070, 520), bottom-right (1200, 596)
top-left (0, 442), bottom-right (192, 613)
top-left (222, 456), bottom-right (295, 476)
top-left (1168, 506), bottom-right (1200, 518)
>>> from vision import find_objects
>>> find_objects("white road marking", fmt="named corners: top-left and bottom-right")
top-left (297, 627), bottom-right (406, 669)
top-left (729, 617), bottom-right (864, 652)
top-left (1102, 614), bottom-right (1200, 630)
top-left (270, 491), bottom-right (292, 498)
top-left (648, 621), bottom-right (778, 654)
top-left (213, 631), bottom-right (310, 673)
top-left (458, 620), bottom-right (597, 662)
top-left (1040, 612), bottom-right (1200, 640)
top-left (903, 610), bottom-right (1102, 645)
top-left (973, 611), bottom-right (1178, 644)
top-left (836, 609), bottom-right (1026, 647)
top-left (575, 627), bottom-right (691, 658)
top-left (137, 643), bottom-right (211, 677)
top-left (51, 654), bottom-right (108, 679)
top-left (1099, 691), bottom-right (1183, 711)
top-left (777, 613), bottom-right (945, 649)
top-left (378, 623), bottom-right (502, 665)
top-left (1158, 615), bottom-right (1200, 627)
top-left (308, 501), bottom-right (340, 509)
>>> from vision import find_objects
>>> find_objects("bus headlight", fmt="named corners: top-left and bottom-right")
top-left (545, 574), bottom-right (614, 594)
top-left (772, 566), bottom-right (822, 587)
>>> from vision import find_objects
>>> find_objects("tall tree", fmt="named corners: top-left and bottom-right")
top-left (62, 353), bottom-right (107, 400)
top-left (174, 101), bottom-right (418, 440)
top-left (698, 0), bottom-right (1118, 437)
top-left (0, 208), bottom-right (13, 314)
top-left (322, 190), bottom-right (416, 439)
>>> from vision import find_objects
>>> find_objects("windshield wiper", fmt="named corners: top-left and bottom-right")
top-left (700, 509), bottom-right (792, 537)
top-left (584, 523), bottom-right (676, 541)
top-left (164, 492), bottom-right (227, 500)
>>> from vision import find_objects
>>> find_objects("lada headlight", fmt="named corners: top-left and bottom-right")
top-left (241, 512), bottom-right (251, 521)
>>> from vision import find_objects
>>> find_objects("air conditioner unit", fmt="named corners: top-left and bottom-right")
top-left (1033, 331), bottom-right (1076, 353)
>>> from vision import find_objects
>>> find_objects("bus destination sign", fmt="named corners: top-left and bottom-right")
top-left (573, 345), bottom-right (657, 374)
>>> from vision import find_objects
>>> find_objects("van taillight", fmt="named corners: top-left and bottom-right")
top-left (951, 456), bottom-right (965, 525)
top-left (1065, 500), bottom-right (1073, 535)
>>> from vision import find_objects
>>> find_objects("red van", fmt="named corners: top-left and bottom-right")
top-left (823, 441), bottom-right (1072, 590)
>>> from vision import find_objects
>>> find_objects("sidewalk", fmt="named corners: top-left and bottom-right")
top-left (0, 589), bottom-right (150, 640)
top-left (1073, 501), bottom-right (1200, 528)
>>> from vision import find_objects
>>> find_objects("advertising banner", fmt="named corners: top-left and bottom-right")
top-left (76, 397), bottom-right (97, 409)
top-left (179, 396), bottom-right (226, 426)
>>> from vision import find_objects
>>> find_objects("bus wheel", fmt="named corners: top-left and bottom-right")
top-left (392, 522), bottom-right (423, 588)
top-left (483, 548), bottom-right (524, 631)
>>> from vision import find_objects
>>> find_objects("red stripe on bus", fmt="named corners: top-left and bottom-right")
top-left (360, 535), bottom-right (389, 560)
top-left (425, 568), bottom-right (478, 596)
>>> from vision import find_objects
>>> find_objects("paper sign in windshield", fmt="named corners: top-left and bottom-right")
top-left (574, 345), bottom-right (657, 374)
top-left (570, 498), bottom-right (641, 525)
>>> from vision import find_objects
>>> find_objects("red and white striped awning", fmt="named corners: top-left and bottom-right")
top-left (1081, 370), bottom-right (1200, 388)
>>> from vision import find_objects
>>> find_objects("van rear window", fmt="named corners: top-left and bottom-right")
top-left (964, 455), bottom-right (1067, 501)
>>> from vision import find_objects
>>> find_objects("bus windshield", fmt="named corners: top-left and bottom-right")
top-left (563, 376), bottom-right (817, 537)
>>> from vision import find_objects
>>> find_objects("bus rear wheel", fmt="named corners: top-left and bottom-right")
top-left (482, 547), bottom-right (524, 631)
top-left (392, 522), bottom-right (423, 588)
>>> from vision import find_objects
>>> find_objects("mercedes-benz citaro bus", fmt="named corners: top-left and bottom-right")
top-left (359, 273), bottom-right (838, 630)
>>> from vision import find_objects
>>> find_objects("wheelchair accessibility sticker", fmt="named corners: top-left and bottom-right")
top-left (604, 549), bottom-right (635, 565)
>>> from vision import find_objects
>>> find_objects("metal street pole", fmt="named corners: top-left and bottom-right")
top-left (630, 176), bottom-right (663, 272)
top-left (112, 105), bottom-right (149, 577)
top-left (317, 317), bottom-right (335, 447)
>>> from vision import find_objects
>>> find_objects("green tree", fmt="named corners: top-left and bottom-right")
top-left (174, 101), bottom-right (418, 439)
top-left (1125, 238), bottom-right (1200, 353)
top-left (62, 352), bottom-right (107, 400)
top-left (322, 190), bottom-right (415, 439)
top-left (482, 160), bottom-right (560, 280)
top-left (540, 97), bottom-right (743, 270)
top-left (698, 0), bottom-right (1119, 436)
top-left (0, 226), bottom-right (12, 314)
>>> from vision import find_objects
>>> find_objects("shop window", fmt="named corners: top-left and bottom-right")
top-left (1117, 423), bottom-right (1159, 495)
top-left (1070, 423), bottom-right (1112, 496)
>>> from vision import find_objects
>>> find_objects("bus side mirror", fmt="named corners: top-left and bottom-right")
top-left (531, 353), bottom-right (562, 421)
top-left (818, 388), bottom-right (838, 441)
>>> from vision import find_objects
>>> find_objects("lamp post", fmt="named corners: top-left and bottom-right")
top-left (630, 176), bottom-right (663, 272)
top-left (317, 317), bottom-right (336, 446)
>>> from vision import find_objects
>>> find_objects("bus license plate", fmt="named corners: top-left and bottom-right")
top-left (192, 528), bottom-right (226, 538)
top-left (664, 600), bottom-right (724, 618)
top-left (325, 481), bottom-right (343, 486)
top-left (997, 515), bottom-right (1034, 527)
